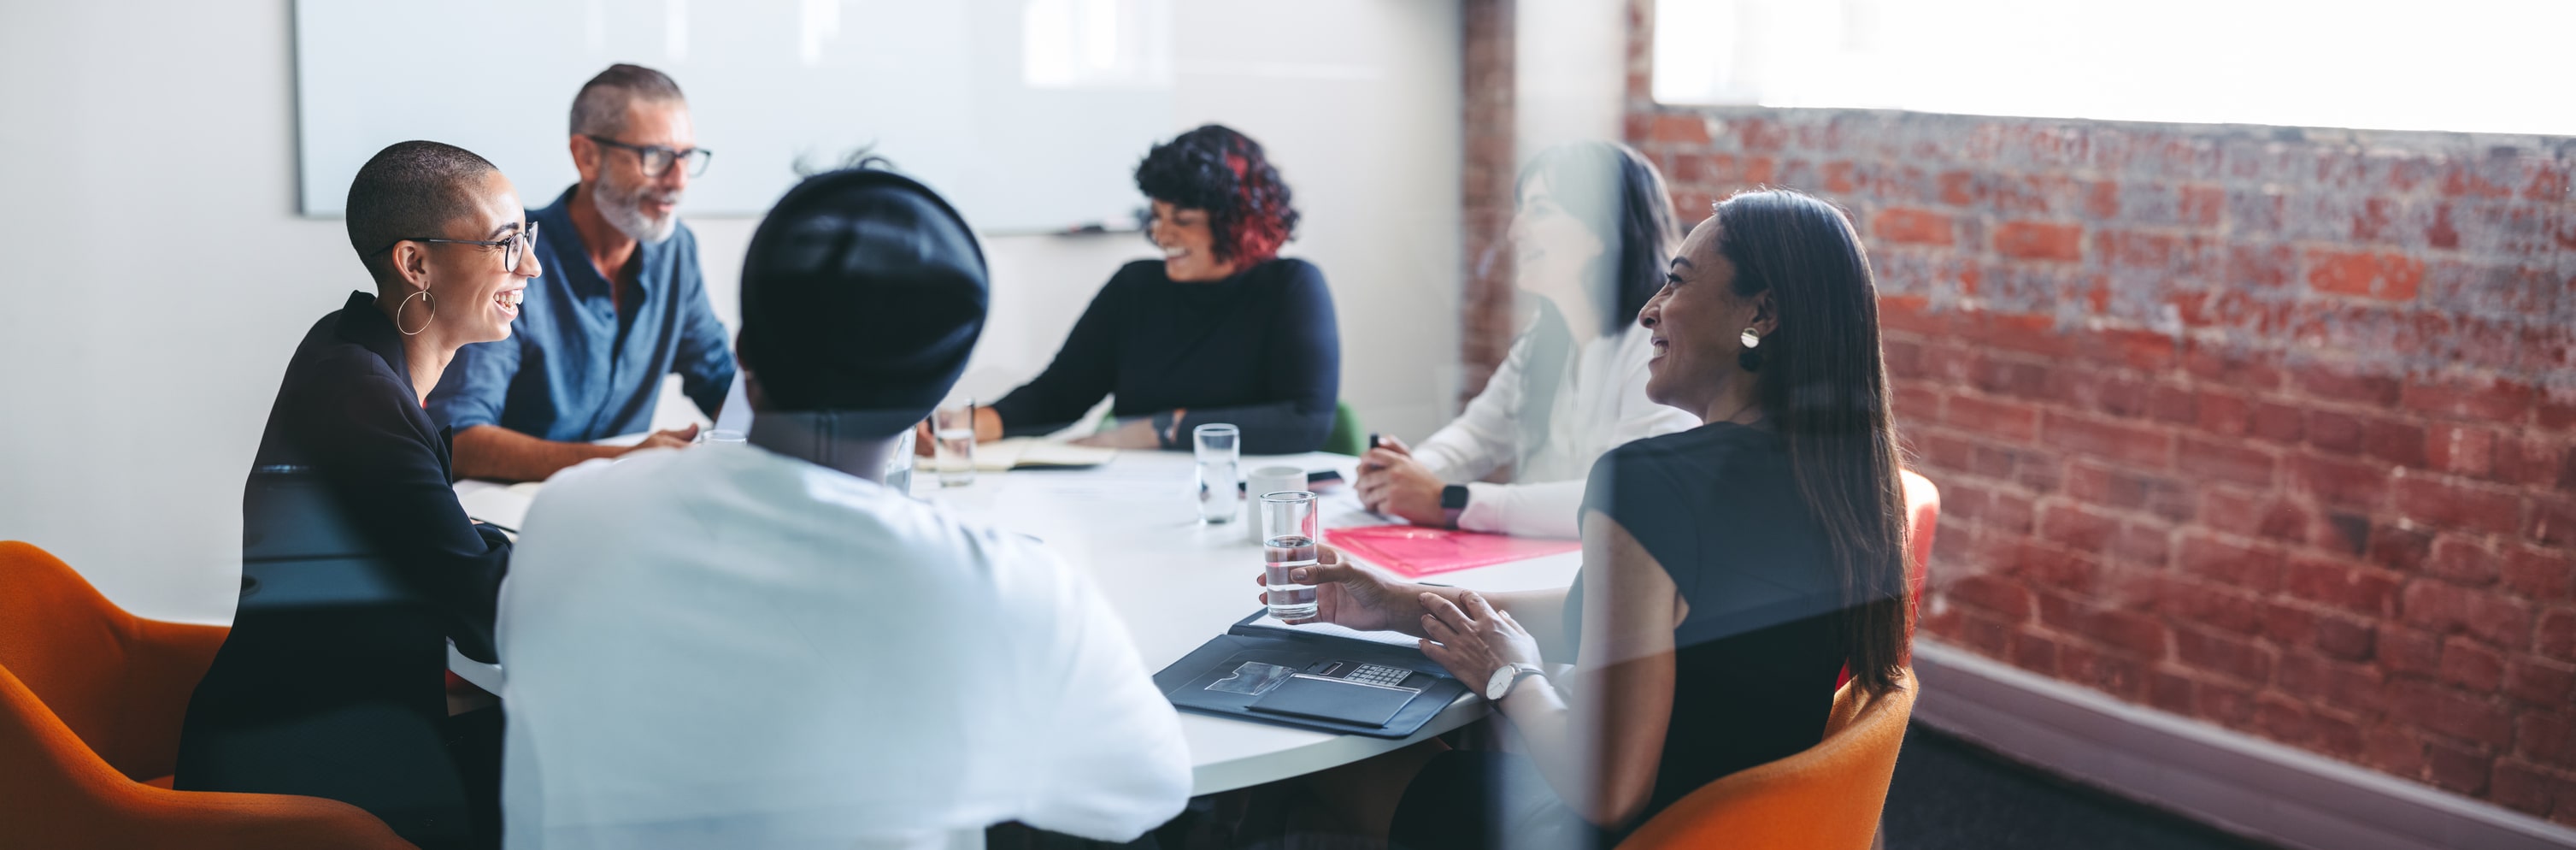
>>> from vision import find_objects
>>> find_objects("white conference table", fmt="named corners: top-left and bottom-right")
top-left (453, 447), bottom-right (1584, 796)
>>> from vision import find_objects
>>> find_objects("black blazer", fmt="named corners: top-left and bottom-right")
top-left (178, 291), bottom-right (510, 845)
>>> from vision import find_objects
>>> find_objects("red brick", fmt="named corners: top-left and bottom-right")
top-left (2402, 579), bottom-right (2537, 650)
top-left (1875, 207), bottom-right (1955, 246)
top-left (2250, 400), bottom-right (2307, 444)
top-left (2381, 626), bottom-right (2444, 676)
top-left (2544, 609), bottom-right (2576, 664)
top-left (2291, 363), bottom-right (2403, 408)
top-left (2192, 676), bottom-right (2256, 724)
top-left (2176, 435), bottom-right (2276, 487)
top-left (2226, 243), bottom-right (2297, 288)
top-left (2179, 533), bottom-right (2285, 593)
top-left (2403, 380), bottom-right (2537, 423)
top-left (2043, 411), bottom-right (2173, 469)
top-left (2505, 658), bottom-right (2576, 708)
top-left (2367, 727), bottom-right (2429, 778)
top-left (2308, 410), bottom-right (2365, 454)
top-left (2148, 669), bottom-right (2196, 714)
top-left (2502, 546), bottom-right (2575, 601)
top-left (2391, 678), bottom-right (2515, 748)
top-left (1648, 113), bottom-right (1710, 145)
top-left (2532, 498), bottom-right (2576, 549)
top-left (2253, 695), bottom-right (2314, 747)
top-left (2039, 502), bottom-right (2119, 552)
top-left (1944, 393), bottom-right (2038, 441)
top-left (2065, 463), bottom-right (2195, 522)
top-left (2367, 524), bottom-right (2434, 573)
top-left (2362, 419), bottom-right (2429, 468)
top-left (2428, 424), bottom-right (2500, 477)
top-left (2009, 632), bottom-right (2061, 676)
top-left (2291, 454), bottom-right (2391, 510)
top-left (2109, 522), bottom-right (2172, 565)
top-left (2060, 644), bottom-right (2149, 699)
top-left (1952, 612), bottom-right (2014, 658)
top-left (2392, 477), bottom-right (2523, 536)
top-left (1995, 221), bottom-right (2085, 262)
top-left (2195, 389), bottom-right (2251, 436)
top-left (1946, 573), bottom-right (2033, 620)
top-left (2426, 739), bottom-right (2491, 794)
top-left (2316, 511), bottom-right (2373, 556)
top-left (2425, 536), bottom-right (2499, 586)
top-left (2520, 711), bottom-right (2576, 764)
top-left (2308, 248), bottom-right (2426, 301)
top-left (2490, 759), bottom-right (2572, 819)
top-left (2176, 627), bottom-right (2273, 684)
top-left (2315, 614), bottom-right (2377, 661)
top-left (2441, 636), bottom-right (2505, 692)
top-left (2258, 600), bottom-right (2317, 646)
top-left (2038, 593), bottom-right (2169, 657)
top-left (2287, 557), bottom-right (2402, 617)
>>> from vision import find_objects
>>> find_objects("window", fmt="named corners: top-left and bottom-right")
top-left (1650, 0), bottom-right (2576, 136)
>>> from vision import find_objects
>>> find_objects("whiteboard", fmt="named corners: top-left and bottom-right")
top-left (293, 0), bottom-right (1173, 233)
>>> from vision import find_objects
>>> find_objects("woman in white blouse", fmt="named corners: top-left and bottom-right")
top-left (1356, 142), bottom-right (1699, 538)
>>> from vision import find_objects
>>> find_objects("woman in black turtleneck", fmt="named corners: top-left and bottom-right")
top-left (955, 124), bottom-right (1340, 455)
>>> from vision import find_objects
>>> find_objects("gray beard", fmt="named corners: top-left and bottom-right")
top-left (594, 172), bottom-right (679, 244)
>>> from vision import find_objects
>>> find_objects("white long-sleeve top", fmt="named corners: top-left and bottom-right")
top-left (497, 445), bottom-right (1191, 850)
top-left (1413, 322), bottom-right (1701, 539)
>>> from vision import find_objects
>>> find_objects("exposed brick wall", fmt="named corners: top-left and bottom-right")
top-left (1457, 0), bottom-right (1519, 404)
top-left (1609, 0), bottom-right (2576, 827)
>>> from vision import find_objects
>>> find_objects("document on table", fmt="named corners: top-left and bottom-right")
top-left (456, 481), bottom-right (543, 533)
top-left (915, 438), bottom-right (1116, 471)
top-left (1247, 615), bottom-right (1421, 649)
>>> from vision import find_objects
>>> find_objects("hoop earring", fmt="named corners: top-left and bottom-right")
top-left (397, 289), bottom-right (435, 336)
top-left (1738, 327), bottom-right (1763, 372)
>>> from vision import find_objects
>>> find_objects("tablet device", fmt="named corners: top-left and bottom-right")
top-left (1245, 674), bottom-right (1420, 727)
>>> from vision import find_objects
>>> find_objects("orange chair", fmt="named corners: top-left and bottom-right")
top-left (0, 540), bottom-right (415, 848)
top-left (1619, 672), bottom-right (1918, 850)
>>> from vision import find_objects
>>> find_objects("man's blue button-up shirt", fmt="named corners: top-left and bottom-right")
top-left (427, 186), bottom-right (735, 441)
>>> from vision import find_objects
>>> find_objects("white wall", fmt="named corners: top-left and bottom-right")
top-left (0, 0), bottom-right (1459, 623)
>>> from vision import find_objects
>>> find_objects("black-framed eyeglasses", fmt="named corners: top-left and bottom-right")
top-left (586, 135), bottom-right (714, 179)
top-left (371, 221), bottom-right (539, 273)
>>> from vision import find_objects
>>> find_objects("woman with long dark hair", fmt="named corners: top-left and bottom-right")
top-left (945, 124), bottom-right (1339, 454)
top-left (1272, 188), bottom-right (1912, 846)
top-left (1354, 142), bottom-right (1698, 538)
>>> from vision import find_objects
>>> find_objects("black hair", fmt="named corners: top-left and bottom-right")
top-left (1133, 124), bottom-right (1299, 265)
top-left (1516, 142), bottom-right (1679, 335)
top-left (738, 167), bottom-right (988, 430)
top-left (1713, 188), bottom-right (1911, 696)
top-left (569, 63), bottom-right (686, 138)
top-left (344, 140), bottom-right (500, 285)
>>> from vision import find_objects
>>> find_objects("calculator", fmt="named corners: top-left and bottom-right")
top-left (1340, 663), bottom-right (1416, 688)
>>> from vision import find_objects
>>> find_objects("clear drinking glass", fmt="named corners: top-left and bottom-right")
top-left (883, 427), bottom-right (916, 495)
top-left (932, 399), bottom-right (978, 487)
top-left (1262, 491), bottom-right (1320, 620)
top-left (696, 428), bottom-right (746, 446)
top-left (1194, 423), bottom-right (1242, 524)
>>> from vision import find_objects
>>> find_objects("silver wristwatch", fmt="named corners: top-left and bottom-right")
top-left (1485, 663), bottom-right (1544, 700)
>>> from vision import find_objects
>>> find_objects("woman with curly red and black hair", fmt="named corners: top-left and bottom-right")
top-left (962, 124), bottom-right (1341, 453)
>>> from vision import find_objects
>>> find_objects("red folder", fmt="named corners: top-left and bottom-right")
top-left (1323, 525), bottom-right (1583, 578)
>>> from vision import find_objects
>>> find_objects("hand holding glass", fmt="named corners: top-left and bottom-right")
top-left (1262, 491), bottom-right (1320, 621)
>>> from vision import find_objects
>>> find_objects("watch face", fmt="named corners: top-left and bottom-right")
top-left (1486, 666), bottom-right (1516, 700)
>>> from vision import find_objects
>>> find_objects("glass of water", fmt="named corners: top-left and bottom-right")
top-left (883, 427), bottom-right (916, 495)
top-left (1194, 423), bottom-right (1241, 524)
top-left (932, 399), bottom-right (978, 487)
top-left (695, 428), bottom-right (746, 446)
top-left (1262, 491), bottom-right (1320, 621)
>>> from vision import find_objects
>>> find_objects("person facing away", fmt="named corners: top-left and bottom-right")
top-left (180, 140), bottom-right (538, 849)
top-left (940, 123), bottom-right (1340, 454)
top-left (1355, 142), bottom-right (1699, 538)
top-left (1264, 189), bottom-right (1914, 848)
top-left (496, 168), bottom-right (1191, 850)
top-left (428, 63), bottom-right (735, 481)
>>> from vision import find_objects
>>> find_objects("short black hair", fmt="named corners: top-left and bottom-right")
top-left (344, 140), bottom-right (500, 284)
top-left (738, 168), bottom-right (987, 429)
top-left (1133, 124), bottom-right (1298, 265)
top-left (1516, 142), bottom-right (1679, 335)
top-left (569, 63), bottom-right (685, 139)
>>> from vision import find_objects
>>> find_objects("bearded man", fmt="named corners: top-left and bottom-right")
top-left (429, 64), bottom-right (736, 481)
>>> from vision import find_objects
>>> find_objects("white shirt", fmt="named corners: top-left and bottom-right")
top-left (1413, 322), bottom-right (1699, 539)
top-left (497, 445), bottom-right (1191, 850)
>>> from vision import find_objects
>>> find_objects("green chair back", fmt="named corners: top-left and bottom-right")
top-left (1324, 400), bottom-right (1366, 457)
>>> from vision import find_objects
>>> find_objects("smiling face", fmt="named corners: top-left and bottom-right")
top-left (1509, 172), bottom-right (1609, 314)
top-left (391, 174), bottom-right (539, 347)
top-left (1639, 215), bottom-right (1770, 418)
top-left (576, 99), bottom-right (694, 243)
top-left (1148, 198), bottom-right (1238, 282)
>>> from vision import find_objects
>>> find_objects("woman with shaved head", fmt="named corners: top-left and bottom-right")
top-left (178, 140), bottom-right (539, 849)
